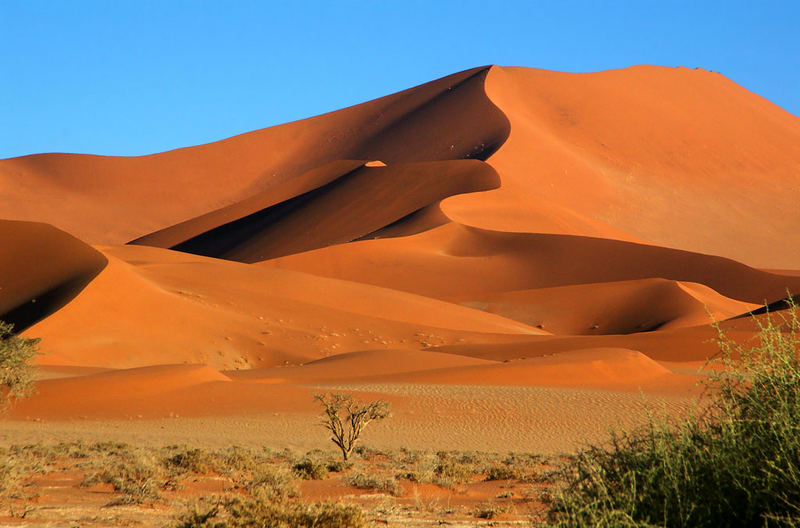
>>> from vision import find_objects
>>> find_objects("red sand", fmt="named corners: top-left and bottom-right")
top-left (1, 65), bottom-right (799, 452)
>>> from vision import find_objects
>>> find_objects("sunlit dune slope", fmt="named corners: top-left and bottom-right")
top-left (0, 67), bottom-right (507, 245)
top-left (443, 65), bottom-right (800, 268)
top-left (226, 348), bottom-right (495, 383)
top-left (0, 220), bottom-right (107, 331)
top-left (25, 244), bottom-right (542, 369)
top-left (261, 223), bottom-right (800, 305)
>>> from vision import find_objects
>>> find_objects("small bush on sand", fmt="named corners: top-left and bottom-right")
top-left (547, 303), bottom-right (800, 527)
top-left (314, 393), bottom-right (389, 461)
top-left (173, 499), bottom-right (365, 528)
top-left (164, 446), bottom-right (215, 475)
top-left (247, 469), bottom-right (299, 502)
top-left (433, 451), bottom-right (475, 487)
top-left (83, 451), bottom-right (166, 505)
top-left (223, 498), bottom-right (365, 528)
top-left (0, 321), bottom-right (38, 411)
top-left (292, 458), bottom-right (329, 480)
top-left (344, 471), bottom-right (403, 496)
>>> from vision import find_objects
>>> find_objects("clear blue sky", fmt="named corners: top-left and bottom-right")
top-left (2, 0), bottom-right (798, 159)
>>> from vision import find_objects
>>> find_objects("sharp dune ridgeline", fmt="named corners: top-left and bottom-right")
top-left (1, 64), bottom-right (799, 452)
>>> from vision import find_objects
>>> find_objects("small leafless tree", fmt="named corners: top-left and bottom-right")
top-left (314, 393), bottom-right (390, 461)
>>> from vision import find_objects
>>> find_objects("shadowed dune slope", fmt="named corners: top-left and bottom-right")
top-left (0, 67), bottom-right (508, 245)
top-left (25, 244), bottom-right (542, 369)
top-left (261, 223), bottom-right (800, 305)
top-left (443, 65), bottom-right (800, 268)
top-left (131, 159), bottom-right (500, 262)
top-left (0, 220), bottom-right (107, 331)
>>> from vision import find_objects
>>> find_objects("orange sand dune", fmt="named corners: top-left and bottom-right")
top-left (370, 348), bottom-right (684, 391)
top-left (0, 67), bottom-right (507, 245)
top-left (429, 313), bottom-right (772, 363)
top-left (8, 363), bottom-right (320, 420)
top-left (452, 278), bottom-right (759, 335)
top-left (262, 223), bottom-right (800, 304)
top-left (445, 65), bottom-right (800, 269)
top-left (131, 159), bottom-right (500, 262)
top-left (3, 64), bottom-right (799, 446)
top-left (227, 348), bottom-right (496, 383)
top-left (0, 220), bottom-right (107, 331)
top-left (25, 243), bottom-right (542, 369)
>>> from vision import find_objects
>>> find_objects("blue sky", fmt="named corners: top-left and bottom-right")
top-left (2, 1), bottom-right (798, 159)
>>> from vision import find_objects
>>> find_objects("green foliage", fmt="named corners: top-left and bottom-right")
top-left (82, 451), bottom-right (166, 505)
top-left (173, 498), bottom-right (365, 528)
top-left (314, 393), bottom-right (390, 461)
top-left (0, 320), bottom-right (38, 411)
top-left (547, 303), bottom-right (800, 528)
top-left (223, 498), bottom-right (365, 528)
top-left (164, 446), bottom-right (215, 474)
top-left (292, 458), bottom-right (329, 480)
top-left (344, 471), bottom-right (403, 496)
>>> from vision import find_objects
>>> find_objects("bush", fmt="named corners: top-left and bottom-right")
top-left (0, 321), bottom-right (38, 411)
top-left (224, 498), bottom-right (365, 528)
top-left (344, 471), bottom-right (403, 496)
top-left (293, 458), bottom-right (329, 480)
top-left (82, 452), bottom-right (166, 505)
top-left (173, 499), bottom-right (365, 528)
top-left (547, 304), bottom-right (800, 527)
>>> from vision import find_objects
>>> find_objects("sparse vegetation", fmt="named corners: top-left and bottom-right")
top-left (344, 470), bottom-right (404, 496)
top-left (314, 393), bottom-right (390, 461)
top-left (0, 320), bottom-right (38, 411)
top-left (546, 304), bottom-right (800, 527)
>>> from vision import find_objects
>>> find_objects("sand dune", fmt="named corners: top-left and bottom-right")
top-left (2, 64), bottom-right (799, 450)
top-left (369, 347), bottom-right (682, 390)
top-left (445, 65), bottom-right (800, 269)
top-left (0, 67), bottom-right (507, 245)
top-left (0, 220), bottom-right (107, 331)
top-left (227, 348), bottom-right (496, 383)
top-left (453, 278), bottom-right (760, 335)
top-left (25, 244), bottom-right (541, 369)
top-left (131, 159), bottom-right (500, 262)
top-left (262, 223), bottom-right (800, 304)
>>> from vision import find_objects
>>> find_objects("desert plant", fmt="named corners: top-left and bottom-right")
top-left (83, 451), bottom-right (166, 505)
top-left (314, 393), bottom-right (389, 461)
top-left (344, 471), bottom-right (403, 496)
top-left (223, 497), bottom-right (365, 528)
top-left (546, 303), bottom-right (800, 527)
top-left (0, 321), bottom-right (38, 411)
top-left (247, 468), bottom-right (299, 502)
top-left (292, 458), bottom-right (329, 480)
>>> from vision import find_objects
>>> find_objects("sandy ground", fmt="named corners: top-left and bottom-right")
top-left (2, 382), bottom-right (697, 455)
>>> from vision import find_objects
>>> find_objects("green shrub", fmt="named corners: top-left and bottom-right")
top-left (293, 458), bottom-right (329, 480)
top-left (164, 447), bottom-right (214, 474)
top-left (344, 471), bottom-right (403, 496)
top-left (547, 304), bottom-right (800, 527)
top-left (224, 498), bottom-right (365, 528)
top-left (0, 321), bottom-right (38, 411)
top-left (83, 452), bottom-right (166, 505)
top-left (247, 469), bottom-right (299, 502)
top-left (433, 451), bottom-right (475, 487)
top-left (173, 499), bottom-right (365, 528)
